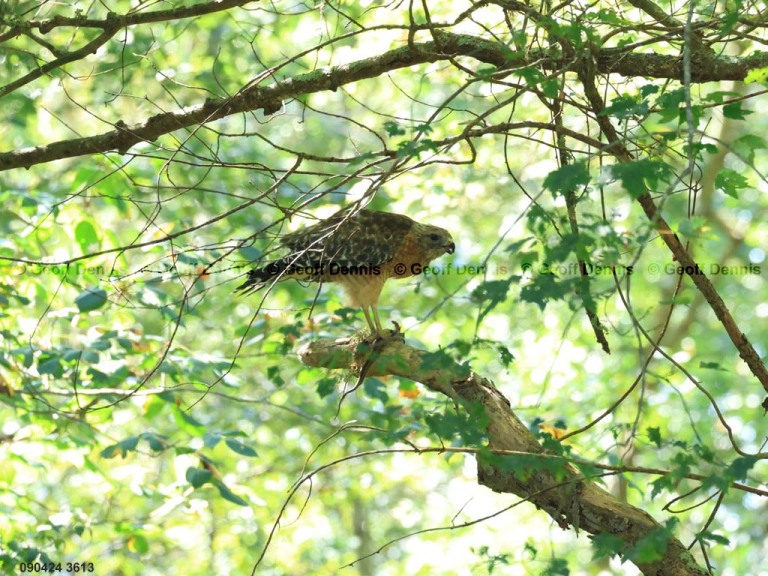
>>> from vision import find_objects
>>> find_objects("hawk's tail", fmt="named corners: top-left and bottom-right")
top-left (235, 261), bottom-right (286, 294)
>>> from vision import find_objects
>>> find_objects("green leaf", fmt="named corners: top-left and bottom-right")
top-left (175, 253), bottom-right (198, 266)
top-left (677, 216), bottom-right (712, 239)
top-left (62, 348), bottom-right (81, 361)
top-left (702, 90), bottom-right (741, 105)
top-left (591, 531), bottom-right (625, 561)
top-left (91, 334), bottom-right (113, 350)
top-left (383, 120), bottom-right (406, 136)
top-left (624, 520), bottom-right (676, 564)
top-left (504, 237), bottom-right (534, 254)
top-left (213, 479), bottom-right (248, 506)
top-left (86, 364), bottom-right (130, 386)
top-left (74, 220), bottom-right (99, 254)
top-left (647, 427), bottom-right (662, 448)
top-left (81, 350), bottom-right (100, 363)
top-left (174, 408), bottom-right (206, 436)
top-left (424, 402), bottom-right (488, 445)
top-left (718, 0), bottom-right (742, 32)
top-left (316, 376), bottom-right (338, 398)
top-left (395, 139), bottom-right (438, 159)
top-left (363, 378), bottom-right (389, 404)
top-left (725, 455), bottom-right (758, 481)
top-left (127, 533), bottom-right (150, 554)
top-left (349, 151), bottom-right (378, 166)
top-left (203, 433), bottom-right (222, 449)
top-left (733, 134), bottom-right (768, 164)
top-left (38, 356), bottom-right (63, 377)
top-left (16, 346), bottom-right (34, 368)
top-left (649, 474), bottom-right (673, 499)
top-left (497, 344), bottom-right (515, 367)
top-left (420, 350), bottom-right (470, 379)
top-left (685, 142), bottom-right (718, 156)
top-left (100, 436), bottom-right (140, 459)
top-left (140, 432), bottom-right (168, 452)
top-left (601, 94), bottom-right (648, 119)
top-left (654, 88), bottom-right (685, 123)
top-left (722, 102), bottom-right (752, 120)
top-left (142, 396), bottom-right (168, 419)
top-left (543, 163), bottom-right (590, 196)
top-left (695, 530), bottom-right (730, 546)
top-left (515, 66), bottom-right (545, 87)
top-left (609, 160), bottom-right (673, 197)
top-left (656, 87), bottom-right (685, 106)
top-left (86, 367), bottom-right (110, 383)
top-left (699, 361), bottom-right (726, 371)
top-left (541, 558), bottom-right (569, 575)
top-left (238, 246), bottom-right (261, 262)
top-left (267, 365), bottom-right (285, 387)
top-left (75, 288), bottom-right (108, 312)
top-left (470, 279), bottom-right (513, 323)
top-left (540, 78), bottom-right (559, 99)
top-left (586, 8), bottom-right (625, 25)
top-left (475, 66), bottom-right (498, 80)
top-left (520, 274), bottom-right (577, 311)
top-left (185, 467), bottom-right (213, 488)
top-left (745, 66), bottom-right (768, 86)
top-left (224, 438), bottom-right (258, 457)
top-left (715, 168), bottom-right (749, 199)
top-left (639, 84), bottom-right (659, 98)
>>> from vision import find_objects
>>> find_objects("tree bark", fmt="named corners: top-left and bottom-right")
top-left (2, 31), bottom-right (767, 172)
top-left (298, 336), bottom-right (708, 576)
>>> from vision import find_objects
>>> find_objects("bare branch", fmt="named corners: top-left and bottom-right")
top-left (0, 0), bottom-right (257, 97)
top-left (576, 55), bottom-right (768, 400)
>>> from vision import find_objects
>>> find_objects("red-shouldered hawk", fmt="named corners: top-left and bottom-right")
top-left (236, 208), bottom-right (455, 334)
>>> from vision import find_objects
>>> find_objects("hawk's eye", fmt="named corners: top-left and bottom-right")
top-left (429, 233), bottom-right (440, 242)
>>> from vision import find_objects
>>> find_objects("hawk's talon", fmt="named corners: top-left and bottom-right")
top-left (361, 324), bottom-right (404, 344)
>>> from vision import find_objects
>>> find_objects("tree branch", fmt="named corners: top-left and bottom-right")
top-left (298, 336), bottom-right (708, 576)
top-left (0, 0), bottom-right (256, 98)
top-left (0, 27), bottom-right (120, 99)
top-left (0, 0), bottom-right (255, 37)
top-left (2, 31), bottom-right (767, 172)
top-left (576, 56), bottom-right (768, 403)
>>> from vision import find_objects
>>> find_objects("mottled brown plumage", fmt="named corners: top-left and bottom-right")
top-left (236, 208), bottom-right (455, 333)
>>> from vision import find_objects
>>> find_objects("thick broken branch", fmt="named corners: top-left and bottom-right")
top-left (298, 336), bottom-right (708, 576)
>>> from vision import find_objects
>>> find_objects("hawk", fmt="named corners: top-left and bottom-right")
top-left (236, 208), bottom-right (455, 334)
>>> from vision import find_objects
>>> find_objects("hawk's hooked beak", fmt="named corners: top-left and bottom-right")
top-left (445, 242), bottom-right (456, 254)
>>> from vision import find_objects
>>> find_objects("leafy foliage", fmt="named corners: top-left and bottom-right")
top-left (0, 0), bottom-right (766, 574)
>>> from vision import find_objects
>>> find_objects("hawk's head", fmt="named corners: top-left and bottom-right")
top-left (414, 222), bottom-right (455, 263)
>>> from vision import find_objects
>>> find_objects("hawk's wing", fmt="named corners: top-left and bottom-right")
top-left (280, 209), bottom-right (413, 268)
